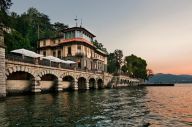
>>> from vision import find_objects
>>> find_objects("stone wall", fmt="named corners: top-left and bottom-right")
top-left (40, 81), bottom-right (55, 91)
top-left (7, 80), bottom-right (31, 93)
top-left (3, 58), bottom-right (140, 95)
top-left (0, 29), bottom-right (6, 97)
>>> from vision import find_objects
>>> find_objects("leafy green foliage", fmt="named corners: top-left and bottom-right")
top-left (124, 54), bottom-right (148, 79)
top-left (4, 31), bottom-right (31, 52)
top-left (0, 0), bottom-right (12, 11)
top-left (121, 65), bottom-right (128, 73)
top-left (2, 7), bottom-right (68, 52)
top-left (114, 49), bottom-right (123, 72)
top-left (107, 53), bottom-right (117, 73)
top-left (92, 40), bottom-right (108, 53)
top-left (107, 49), bottom-right (123, 74)
top-left (0, 0), bottom-right (12, 28)
top-left (53, 22), bottom-right (68, 36)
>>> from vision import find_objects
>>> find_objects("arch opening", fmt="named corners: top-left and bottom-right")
top-left (62, 75), bottom-right (75, 91)
top-left (97, 79), bottom-right (103, 89)
top-left (89, 78), bottom-right (96, 90)
top-left (40, 74), bottom-right (58, 92)
top-left (78, 77), bottom-right (87, 90)
top-left (7, 71), bottom-right (34, 94)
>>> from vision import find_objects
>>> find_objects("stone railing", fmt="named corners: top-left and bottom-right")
top-left (6, 54), bottom-right (106, 72)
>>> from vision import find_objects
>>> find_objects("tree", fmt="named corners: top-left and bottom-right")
top-left (147, 69), bottom-right (154, 79)
top-left (4, 31), bottom-right (31, 52)
top-left (124, 54), bottom-right (148, 79)
top-left (93, 40), bottom-right (108, 53)
top-left (107, 53), bottom-right (117, 73)
top-left (114, 49), bottom-right (123, 73)
top-left (0, 0), bottom-right (12, 11)
top-left (53, 22), bottom-right (68, 35)
top-left (0, 0), bottom-right (12, 28)
top-left (121, 65), bottom-right (128, 73)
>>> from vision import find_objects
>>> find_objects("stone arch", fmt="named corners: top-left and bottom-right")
top-left (38, 70), bottom-right (59, 79)
top-left (76, 73), bottom-right (89, 81)
top-left (62, 75), bottom-right (75, 90)
top-left (89, 78), bottom-right (96, 89)
top-left (6, 66), bottom-right (37, 94)
top-left (38, 70), bottom-right (59, 92)
top-left (6, 66), bottom-right (36, 80)
top-left (97, 78), bottom-right (103, 89)
top-left (120, 79), bottom-right (124, 84)
top-left (78, 77), bottom-right (87, 90)
top-left (60, 71), bottom-right (76, 80)
top-left (88, 75), bottom-right (96, 81)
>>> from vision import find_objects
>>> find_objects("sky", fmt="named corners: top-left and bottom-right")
top-left (10, 0), bottom-right (192, 75)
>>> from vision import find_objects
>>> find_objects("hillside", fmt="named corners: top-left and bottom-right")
top-left (147, 73), bottom-right (192, 83)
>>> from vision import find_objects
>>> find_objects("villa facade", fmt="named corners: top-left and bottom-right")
top-left (37, 27), bottom-right (108, 72)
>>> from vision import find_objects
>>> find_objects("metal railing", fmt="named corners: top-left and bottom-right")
top-left (6, 54), bottom-right (35, 64)
top-left (6, 54), bottom-right (106, 73)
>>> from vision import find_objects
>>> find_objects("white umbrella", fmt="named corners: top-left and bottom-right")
top-left (65, 60), bottom-right (76, 64)
top-left (43, 56), bottom-right (62, 63)
top-left (11, 48), bottom-right (43, 58)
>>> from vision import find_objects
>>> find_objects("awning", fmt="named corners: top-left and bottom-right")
top-left (65, 60), bottom-right (76, 64)
top-left (42, 56), bottom-right (76, 64)
top-left (11, 48), bottom-right (43, 58)
top-left (43, 56), bottom-right (64, 63)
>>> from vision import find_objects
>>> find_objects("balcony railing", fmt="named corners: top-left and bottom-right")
top-left (75, 52), bottom-right (86, 57)
top-left (5, 54), bottom-right (105, 73)
top-left (6, 54), bottom-right (35, 64)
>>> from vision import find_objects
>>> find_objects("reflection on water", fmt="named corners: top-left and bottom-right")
top-left (0, 84), bottom-right (192, 126)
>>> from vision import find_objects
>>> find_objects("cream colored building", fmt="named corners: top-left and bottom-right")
top-left (38, 27), bottom-right (108, 72)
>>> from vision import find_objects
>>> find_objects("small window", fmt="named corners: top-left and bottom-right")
top-left (68, 47), bottom-right (71, 56)
top-left (77, 45), bottom-right (81, 50)
top-left (43, 40), bottom-right (46, 46)
top-left (53, 51), bottom-right (56, 57)
top-left (43, 51), bottom-right (46, 56)
top-left (77, 45), bottom-right (81, 53)
top-left (78, 61), bottom-right (81, 68)
top-left (58, 50), bottom-right (61, 58)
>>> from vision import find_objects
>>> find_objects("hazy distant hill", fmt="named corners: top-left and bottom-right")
top-left (147, 73), bottom-right (192, 83)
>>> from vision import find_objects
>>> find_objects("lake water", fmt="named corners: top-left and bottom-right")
top-left (0, 84), bottom-right (192, 127)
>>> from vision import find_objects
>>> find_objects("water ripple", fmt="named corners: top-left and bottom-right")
top-left (0, 84), bottom-right (191, 126)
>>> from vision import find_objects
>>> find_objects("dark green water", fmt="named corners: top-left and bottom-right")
top-left (0, 84), bottom-right (192, 127)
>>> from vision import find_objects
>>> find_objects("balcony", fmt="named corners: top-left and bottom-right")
top-left (75, 52), bottom-right (85, 57)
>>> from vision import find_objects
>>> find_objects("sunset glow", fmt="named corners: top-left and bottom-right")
top-left (11, 0), bottom-right (192, 74)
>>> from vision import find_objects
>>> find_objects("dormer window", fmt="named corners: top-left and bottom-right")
top-left (77, 45), bottom-right (81, 52)
top-left (53, 51), bottom-right (56, 57)
top-left (67, 46), bottom-right (71, 56)
top-left (43, 40), bottom-right (46, 46)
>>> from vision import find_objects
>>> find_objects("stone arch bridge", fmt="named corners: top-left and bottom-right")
top-left (5, 59), bottom-right (139, 94)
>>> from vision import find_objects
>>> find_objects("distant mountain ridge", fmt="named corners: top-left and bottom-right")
top-left (147, 73), bottom-right (192, 83)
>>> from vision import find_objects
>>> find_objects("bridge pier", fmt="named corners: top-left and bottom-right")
top-left (73, 79), bottom-right (78, 90)
top-left (95, 82), bottom-right (98, 89)
top-left (0, 28), bottom-right (6, 98)
top-left (56, 78), bottom-right (63, 91)
top-left (86, 81), bottom-right (89, 90)
top-left (31, 79), bottom-right (41, 93)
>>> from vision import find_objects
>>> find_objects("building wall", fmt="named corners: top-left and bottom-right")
top-left (38, 34), bottom-right (107, 72)
top-left (0, 30), bottom-right (6, 97)
top-left (61, 81), bottom-right (71, 89)
top-left (40, 81), bottom-right (54, 91)
top-left (7, 80), bottom-right (31, 93)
